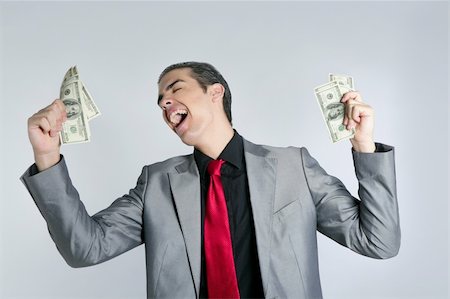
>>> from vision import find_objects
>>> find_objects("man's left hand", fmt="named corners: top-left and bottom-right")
top-left (341, 91), bottom-right (376, 153)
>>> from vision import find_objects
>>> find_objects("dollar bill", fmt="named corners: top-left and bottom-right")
top-left (62, 66), bottom-right (101, 120)
top-left (59, 66), bottom-right (100, 144)
top-left (314, 80), bottom-right (355, 143)
top-left (62, 66), bottom-right (76, 85)
top-left (81, 82), bottom-right (101, 120)
top-left (329, 73), bottom-right (354, 91)
top-left (60, 77), bottom-right (91, 144)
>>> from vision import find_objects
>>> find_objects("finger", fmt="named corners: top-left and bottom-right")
top-left (347, 118), bottom-right (357, 130)
top-left (342, 102), bottom-right (351, 126)
top-left (345, 102), bottom-right (353, 122)
top-left (345, 104), bottom-right (357, 130)
top-left (343, 98), bottom-right (361, 106)
top-left (50, 120), bottom-right (64, 137)
top-left (341, 91), bottom-right (362, 103)
top-left (48, 109), bottom-right (63, 137)
top-left (36, 102), bottom-right (61, 121)
top-left (50, 100), bottom-right (65, 122)
top-left (30, 114), bottom-right (52, 134)
top-left (354, 103), bottom-right (374, 120)
top-left (49, 128), bottom-right (61, 138)
top-left (35, 111), bottom-right (62, 140)
top-left (52, 100), bottom-right (70, 127)
top-left (342, 103), bottom-right (351, 127)
top-left (44, 106), bottom-right (59, 129)
top-left (46, 99), bottom-right (67, 125)
top-left (29, 101), bottom-right (66, 137)
top-left (351, 105), bottom-right (362, 123)
top-left (54, 99), bottom-right (68, 120)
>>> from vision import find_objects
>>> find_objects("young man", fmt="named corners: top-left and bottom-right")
top-left (22, 62), bottom-right (400, 298)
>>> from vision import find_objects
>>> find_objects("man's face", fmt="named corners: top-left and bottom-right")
top-left (158, 68), bottom-right (216, 146)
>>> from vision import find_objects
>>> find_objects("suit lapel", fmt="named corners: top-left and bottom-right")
top-left (168, 156), bottom-right (201, 297)
top-left (244, 140), bottom-right (277, 295)
top-left (167, 141), bottom-right (277, 297)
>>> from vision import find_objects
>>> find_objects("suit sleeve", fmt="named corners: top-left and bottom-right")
top-left (20, 155), bottom-right (146, 267)
top-left (301, 143), bottom-right (400, 259)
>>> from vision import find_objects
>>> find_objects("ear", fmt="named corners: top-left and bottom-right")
top-left (209, 83), bottom-right (225, 103)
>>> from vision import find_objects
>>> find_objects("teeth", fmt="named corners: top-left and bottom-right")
top-left (169, 109), bottom-right (188, 126)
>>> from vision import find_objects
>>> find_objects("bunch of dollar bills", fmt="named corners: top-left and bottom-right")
top-left (314, 74), bottom-right (355, 143)
top-left (60, 66), bottom-right (101, 144)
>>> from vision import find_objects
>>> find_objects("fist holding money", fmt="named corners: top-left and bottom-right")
top-left (341, 90), bottom-right (375, 152)
top-left (27, 99), bottom-right (67, 171)
top-left (314, 74), bottom-right (375, 152)
top-left (27, 66), bottom-right (101, 171)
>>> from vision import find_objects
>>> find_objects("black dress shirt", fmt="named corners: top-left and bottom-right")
top-left (194, 131), bottom-right (264, 298)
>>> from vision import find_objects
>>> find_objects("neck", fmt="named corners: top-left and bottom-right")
top-left (195, 125), bottom-right (234, 159)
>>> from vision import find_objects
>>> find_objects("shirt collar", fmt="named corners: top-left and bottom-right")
top-left (194, 130), bottom-right (244, 176)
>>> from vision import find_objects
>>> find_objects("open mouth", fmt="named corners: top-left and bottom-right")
top-left (169, 109), bottom-right (188, 128)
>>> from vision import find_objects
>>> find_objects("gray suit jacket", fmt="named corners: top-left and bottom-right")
top-left (21, 139), bottom-right (400, 299)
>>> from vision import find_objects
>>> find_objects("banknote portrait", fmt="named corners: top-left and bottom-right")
top-left (326, 102), bottom-right (344, 121)
top-left (63, 98), bottom-right (81, 120)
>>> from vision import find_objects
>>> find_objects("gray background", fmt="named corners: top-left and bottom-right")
top-left (0, 1), bottom-right (448, 298)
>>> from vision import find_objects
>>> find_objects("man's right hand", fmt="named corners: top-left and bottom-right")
top-left (28, 99), bottom-right (67, 172)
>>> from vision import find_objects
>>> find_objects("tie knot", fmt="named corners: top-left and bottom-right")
top-left (207, 159), bottom-right (225, 176)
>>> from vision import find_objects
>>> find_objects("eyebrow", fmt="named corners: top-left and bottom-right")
top-left (157, 79), bottom-right (185, 104)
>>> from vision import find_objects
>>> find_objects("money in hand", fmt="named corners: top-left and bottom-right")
top-left (60, 66), bottom-right (101, 144)
top-left (314, 74), bottom-right (355, 143)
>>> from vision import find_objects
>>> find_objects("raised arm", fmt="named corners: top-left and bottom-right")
top-left (22, 100), bottom-right (145, 267)
top-left (303, 91), bottom-right (400, 258)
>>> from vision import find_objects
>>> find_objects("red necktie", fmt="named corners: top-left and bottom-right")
top-left (204, 159), bottom-right (240, 299)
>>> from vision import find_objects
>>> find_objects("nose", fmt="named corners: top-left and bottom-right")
top-left (160, 98), bottom-right (173, 110)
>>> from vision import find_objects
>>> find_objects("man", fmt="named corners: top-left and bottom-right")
top-left (21, 62), bottom-right (400, 298)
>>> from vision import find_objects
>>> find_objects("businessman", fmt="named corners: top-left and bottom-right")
top-left (22, 62), bottom-right (400, 298)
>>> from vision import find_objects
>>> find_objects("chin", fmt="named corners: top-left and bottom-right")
top-left (175, 130), bottom-right (193, 146)
top-left (174, 121), bottom-right (211, 148)
top-left (177, 130), bottom-right (203, 148)
top-left (178, 136), bottom-right (194, 146)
